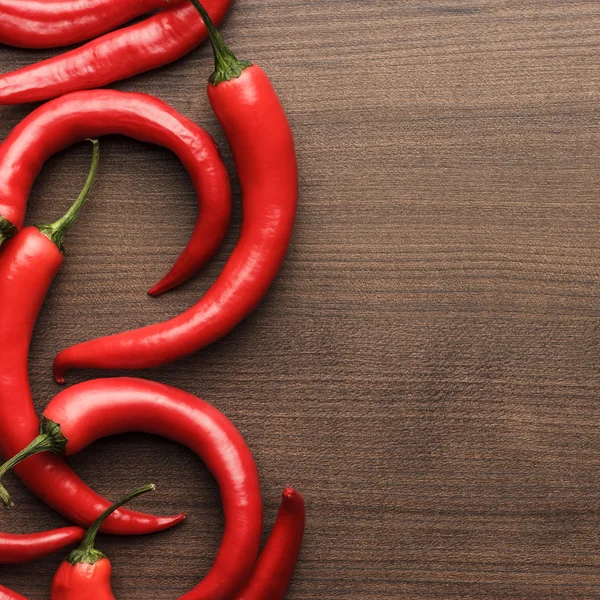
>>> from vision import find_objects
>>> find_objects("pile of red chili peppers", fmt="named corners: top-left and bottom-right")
top-left (0, 2), bottom-right (304, 598)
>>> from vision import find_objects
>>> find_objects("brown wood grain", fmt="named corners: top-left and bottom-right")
top-left (0, 0), bottom-right (599, 598)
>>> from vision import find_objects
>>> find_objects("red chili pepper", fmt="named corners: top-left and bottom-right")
top-left (0, 0), bottom-right (184, 49)
top-left (53, 3), bottom-right (298, 379)
top-left (0, 378), bottom-right (263, 600)
top-left (49, 488), bottom-right (304, 600)
top-left (50, 484), bottom-right (156, 600)
top-left (0, 585), bottom-right (28, 600)
top-left (0, 527), bottom-right (84, 564)
top-left (235, 488), bottom-right (306, 600)
top-left (0, 0), bottom-right (231, 105)
top-left (0, 89), bottom-right (231, 296)
top-left (0, 141), bottom-right (183, 535)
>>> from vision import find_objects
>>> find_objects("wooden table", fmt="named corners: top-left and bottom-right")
top-left (0, 1), bottom-right (598, 598)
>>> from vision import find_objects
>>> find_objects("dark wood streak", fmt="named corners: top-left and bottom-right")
top-left (0, 0), bottom-right (598, 598)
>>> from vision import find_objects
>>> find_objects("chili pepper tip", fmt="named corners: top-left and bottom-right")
top-left (54, 364), bottom-right (66, 385)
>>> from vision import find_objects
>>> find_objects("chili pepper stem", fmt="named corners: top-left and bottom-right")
top-left (0, 216), bottom-right (18, 247)
top-left (67, 484), bottom-right (155, 565)
top-left (0, 417), bottom-right (68, 508)
top-left (37, 138), bottom-right (100, 253)
top-left (188, 0), bottom-right (251, 85)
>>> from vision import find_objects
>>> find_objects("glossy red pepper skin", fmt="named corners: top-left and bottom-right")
top-left (0, 0), bottom-right (231, 105)
top-left (51, 558), bottom-right (115, 600)
top-left (0, 585), bottom-right (28, 600)
top-left (54, 65), bottom-right (298, 377)
top-left (0, 527), bottom-right (84, 564)
top-left (50, 484), bottom-right (156, 600)
top-left (0, 228), bottom-right (184, 534)
top-left (0, 90), bottom-right (231, 296)
top-left (0, 0), bottom-right (183, 49)
top-left (36, 378), bottom-right (262, 600)
top-left (235, 488), bottom-right (306, 600)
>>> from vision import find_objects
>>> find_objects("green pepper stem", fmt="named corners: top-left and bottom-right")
top-left (0, 217), bottom-right (18, 248)
top-left (37, 139), bottom-right (100, 253)
top-left (66, 484), bottom-right (156, 565)
top-left (188, 0), bottom-right (252, 85)
top-left (0, 417), bottom-right (68, 509)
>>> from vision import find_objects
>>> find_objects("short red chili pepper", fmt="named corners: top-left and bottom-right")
top-left (0, 0), bottom-right (231, 105)
top-left (0, 378), bottom-right (263, 600)
top-left (235, 488), bottom-right (306, 600)
top-left (0, 141), bottom-right (183, 535)
top-left (0, 527), bottom-right (84, 564)
top-left (54, 2), bottom-right (298, 379)
top-left (0, 0), bottom-right (184, 49)
top-left (0, 585), bottom-right (28, 600)
top-left (51, 484), bottom-right (156, 600)
top-left (0, 89), bottom-right (231, 296)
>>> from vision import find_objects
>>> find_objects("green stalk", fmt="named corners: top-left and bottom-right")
top-left (0, 417), bottom-right (67, 508)
top-left (37, 138), bottom-right (100, 252)
top-left (0, 217), bottom-right (18, 247)
top-left (189, 0), bottom-right (252, 85)
top-left (66, 484), bottom-right (156, 565)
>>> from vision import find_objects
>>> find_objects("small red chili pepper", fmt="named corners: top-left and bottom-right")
top-left (0, 527), bottom-right (84, 564)
top-left (0, 89), bottom-right (231, 296)
top-left (235, 488), bottom-right (306, 600)
top-left (53, 2), bottom-right (298, 379)
top-left (0, 0), bottom-right (184, 49)
top-left (0, 141), bottom-right (183, 535)
top-left (0, 0), bottom-right (231, 105)
top-left (0, 377), bottom-right (263, 600)
top-left (0, 585), bottom-right (28, 600)
top-left (50, 484), bottom-right (156, 600)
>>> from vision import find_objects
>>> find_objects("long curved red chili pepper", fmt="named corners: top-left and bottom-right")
top-left (51, 484), bottom-right (156, 600)
top-left (0, 0), bottom-right (231, 105)
top-left (0, 527), bottom-right (84, 564)
top-left (0, 0), bottom-right (183, 49)
top-left (235, 488), bottom-right (306, 600)
top-left (0, 89), bottom-right (231, 296)
top-left (0, 378), bottom-right (263, 600)
top-left (0, 142), bottom-right (183, 535)
top-left (0, 585), bottom-right (28, 600)
top-left (54, 3), bottom-right (298, 379)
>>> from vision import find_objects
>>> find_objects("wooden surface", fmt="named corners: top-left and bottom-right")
top-left (0, 1), bottom-right (599, 598)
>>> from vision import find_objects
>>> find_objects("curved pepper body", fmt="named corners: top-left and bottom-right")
top-left (0, 0), bottom-right (184, 49)
top-left (0, 228), bottom-right (184, 534)
top-left (0, 0), bottom-right (232, 105)
top-left (51, 558), bottom-right (115, 600)
top-left (0, 586), bottom-right (28, 600)
top-left (45, 378), bottom-right (263, 600)
top-left (0, 527), bottom-right (84, 564)
top-left (235, 488), bottom-right (305, 600)
top-left (0, 90), bottom-right (231, 295)
top-left (54, 65), bottom-right (297, 377)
